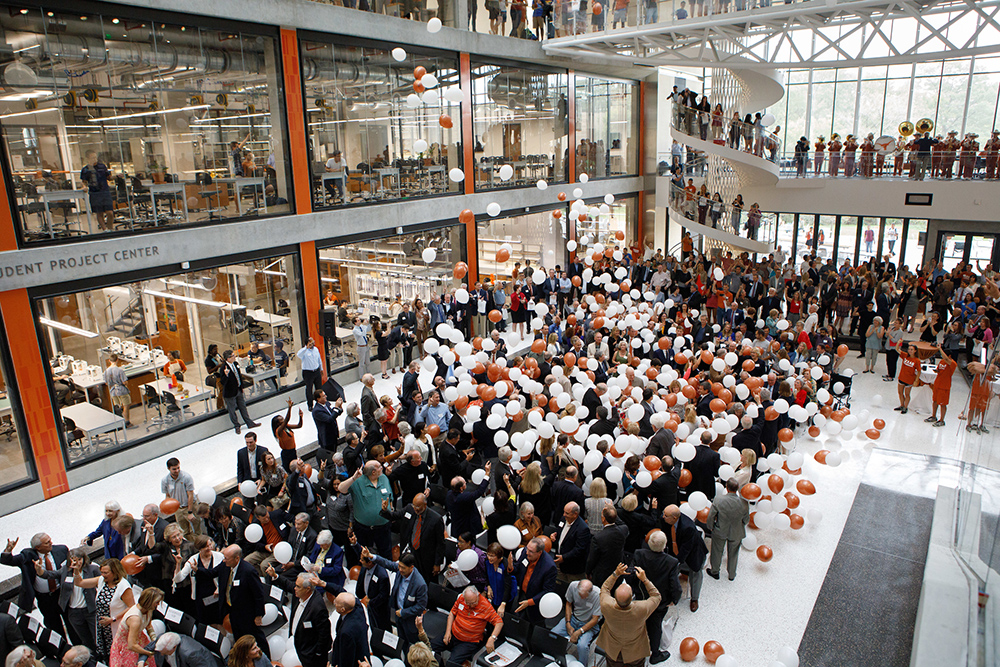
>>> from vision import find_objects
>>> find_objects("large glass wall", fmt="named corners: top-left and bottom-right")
top-left (471, 64), bottom-right (569, 190)
top-left (477, 208), bottom-right (569, 281)
top-left (318, 225), bottom-right (466, 375)
top-left (575, 195), bottom-right (638, 248)
top-left (301, 38), bottom-right (461, 209)
top-left (0, 321), bottom-right (33, 490)
top-left (575, 76), bottom-right (639, 179)
top-left (0, 6), bottom-right (292, 244)
top-left (901, 219), bottom-right (927, 271)
top-left (36, 254), bottom-right (304, 465)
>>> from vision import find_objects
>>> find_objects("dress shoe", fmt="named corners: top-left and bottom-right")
top-left (650, 652), bottom-right (670, 664)
top-left (690, 600), bottom-right (699, 612)
top-left (235, 425), bottom-right (241, 435)
top-left (249, 422), bottom-right (261, 428)
top-left (706, 568), bottom-right (720, 580)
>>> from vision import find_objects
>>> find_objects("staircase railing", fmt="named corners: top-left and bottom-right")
top-left (669, 101), bottom-right (781, 165)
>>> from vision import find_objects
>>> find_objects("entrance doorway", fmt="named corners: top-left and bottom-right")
top-left (936, 232), bottom-right (998, 272)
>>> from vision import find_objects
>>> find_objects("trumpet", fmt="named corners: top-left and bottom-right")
top-left (915, 118), bottom-right (934, 134)
top-left (898, 121), bottom-right (914, 137)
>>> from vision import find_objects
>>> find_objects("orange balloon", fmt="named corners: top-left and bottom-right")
top-left (784, 491), bottom-right (800, 509)
top-left (459, 209), bottom-right (474, 224)
top-left (682, 384), bottom-right (697, 400)
top-left (742, 359), bottom-right (755, 372)
top-left (593, 316), bottom-right (606, 329)
top-left (539, 535), bottom-right (552, 552)
top-left (718, 388), bottom-right (733, 405)
top-left (229, 497), bottom-right (243, 510)
top-left (549, 396), bottom-right (560, 412)
top-left (496, 248), bottom-right (511, 263)
top-left (301, 463), bottom-right (313, 480)
top-left (643, 456), bottom-right (662, 471)
top-left (665, 394), bottom-right (678, 408)
top-left (525, 358), bottom-right (538, 370)
top-left (604, 248), bottom-right (614, 258)
top-left (453, 395), bottom-right (469, 410)
top-left (438, 114), bottom-right (453, 129)
top-left (796, 479), bottom-right (816, 495)
top-left (748, 512), bottom-right (758, 529)
top-left (160, 498), bottom-right (180, 515)
top-left (756, 545), bottom-right (773, 562)
top-left (778, 427), bottom-right (794, 443)
top-left (453, 262), bottom-right (468, 280)
top-left (790, 514), bottom-right (805, 529)
top-left (473, 362), bottom-right (486, 375)
top-left (831, 410), bottom-right (845, 422)
top-left (767, 474), bottom-right (784, 494)
top-left (764, 407), bottom-right (779, 421)
top-left (740, 483), bottom-right (762, 501)
top-left (571, 275), bottom-right (582, 287)
top-left (349, 566), bottom-right (361, 581)
top-left (615, 230), bottom-right (625, 241)
top-left (531, 339), bottom-right (545, 354)
top-left (482, 387), bottom-right (496, 402)
top-left (710, 398), bottom-right (727, 414)
top-left (564, 352), bottom-right (577, 367)
top-left (696, 507), bottom-right (710, 523)
top-left (487, 364), bottom-right (501, 382)
top-left (703, 641), bottom-right (724, 664)
top-left (679, 638), bottom-right (699, 662)
top-left (808, 425), bottom-right (821, 437)
top-left (678, 469), bottom-right (692, 487)
top-left (873, 418), bottom-right (886, 430)
top-left (557, 191), bottom-right (567, 201)
top-left (121, 554), bottom-right (145, 575)
top-left (427, 424), bottom-right (441, 438)
top-left (645, 367), bottom-right (658, 380)
top-left (814, 450), bottom-right (829, 464)
top-left (701, 350), bottom-right (714, 365)
top-left (413, 81), bottom-right (426, 94)
top-left (675, 353), bottom-right (688, 365)
top-left (552, 210), bottom-right (562, 219)
top-left (414, 66), bottom-right (427, 79)
top-left (488, 309), bottom-right (502, 323)
top-left (838, 343), bottom-right (849, 357)
top-left (223, 615), bottom-right (232, 634)
top-left (650, 470), bottom-right (663, 481)
top-left (658, 336), bottom-right (671, 350)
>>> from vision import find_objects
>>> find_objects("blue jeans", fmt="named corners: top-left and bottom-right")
top-left (554, 617), bottom-right (596, 665)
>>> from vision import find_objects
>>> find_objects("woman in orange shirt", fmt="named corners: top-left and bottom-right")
top-left (895, 343), bottom-right (919, 414)
top-left (272, 397), bottom-right (303, 471)
top-left (380, 395), bottom-right (400, 442)
top-left (967, 362), bottom-right (996, 434)
top-left (927, 348), bottom-right (956, 427)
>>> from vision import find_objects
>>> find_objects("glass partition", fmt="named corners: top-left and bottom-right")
top-left (36, 254), bottom-right (304, 466)
top-left (575, 195), bottom-right (638, 247)
top-left (477, 208), bottom-right (569, 282)
top-left (0, 324), bottom-right (33, 490)
top-left (0, 6), bottom-right (292, 243)
top-left (837, 215), bottom-right (859, 267)
top-left (575, 75), bottom-right (639, 178)
top-left (900, 218), bottom-right (923, 270)
top-left (471, 64), bottom-right (569, 190)
top-left (317, 225), bottom-right (466, 376)
top-left (301, 39), bottom-right (461, 209)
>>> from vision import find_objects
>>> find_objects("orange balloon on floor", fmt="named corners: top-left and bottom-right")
top-left (678, 469), bottom-right (692, 487)
top-left (748, 512), bottom-right (758, 529)
top-left (790, 514), bottom-right (805, 529)
top-left (784, 491), bottom-right (800, 509)
top-left (778, 428), bottom-right (794, 443)
top-left (679, 637), bottom-right (699, 662)
top-left (796, 479), bottom-right (816, 495)
top-left (160, 498), bottom-right (180, 515)
top-left (814, 450), bottom-right (829, 464)
top-left (756, 545), bottom-right (773, 562)
top-left (873, 418), bottom-right (886, 430)
top-left (703, 641), bottom-right (724, 664)
top-left (866, 428), bottom-right (881, 439)
top-left (808, 425), bottom-right (821, 437)
top-left (740, 483), bottom-right (762, 501)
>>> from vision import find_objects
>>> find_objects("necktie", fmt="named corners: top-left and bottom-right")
top-left (226, 567), bottom-right (236, 606)
top-left (413, 514), bottom-right (422, 550)
top-left (45, 554), bottom-right (56, 592)
top-left (671, 525), bottom-right (679, 556)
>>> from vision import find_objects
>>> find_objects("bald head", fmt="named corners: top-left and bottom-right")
top-left (334, 593), bottom-right (356, 615)
top-left (565, 466), bottom-right (579, 481)
top-left (662, 505), bottom-right (681, 525)
top-left (412, 494), bottom-right (427, 513)
top-left (614, 582), bottom-right (633, 607)
top-left (577, 579), bottom-right (594, 597)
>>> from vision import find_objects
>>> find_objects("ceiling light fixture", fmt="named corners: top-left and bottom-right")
top-left (87, 104), bottom-right (210, 123)
top-left (143, 289), bottom-right (245, 309)
top-left (0, 107), bottom-right (60, 120)
top-left (39, 317), bottom-right (99, 338)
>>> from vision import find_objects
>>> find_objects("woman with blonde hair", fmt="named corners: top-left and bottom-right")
top-left (407, 616), bottom-right (438, 667)
top-left (585, 478), bottom-right (611, 533)
top-left (73, 557), bottom-right (134, 661)
top-left (517, 461), bottom-right (552, 525)
top-left (547, 332), bottom-right (561, 356)
top-left (109, 587), bottom-right (163, 667)
top-left (733, 449), bottom-right (757, 488)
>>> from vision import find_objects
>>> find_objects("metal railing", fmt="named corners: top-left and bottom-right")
top-left (665, 181), bottom-right (778, 247)
top-left (669, 102), bottom-right (781, 164)
top-left (775, 149), bottom-right (998, 180)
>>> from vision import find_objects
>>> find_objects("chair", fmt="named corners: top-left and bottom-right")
top-left (422, 583), bottom-right (459, 640)
top-left (370, 627), bottom-right (404, 661)
top-left (144, 385), bottom-right (169, 430)
top-left (475, 615), bottom-right (531, 667)
top-left (161, 391), bottom-right (185, 422)
top-left (521, 627), bottom-right (569, 667)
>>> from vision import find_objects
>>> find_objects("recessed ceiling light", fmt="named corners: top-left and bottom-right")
top-left (112, 18), bottom-right (119, 23)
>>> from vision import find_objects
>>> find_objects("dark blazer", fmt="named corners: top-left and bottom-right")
top-left (312, 402), bottom-right (342, 452)
top-left (0, 612), bottom-right (24, 661)
top-left (586, 520), bottom-right (628, 584)
top-left (661, 514), bottom-right (708, 571)
top-left (380, 505), bottom-right (445, 576)
top-left (553, 516), bottom-right (591, 575)
top-left (592, 457), bottom-right (618, 501)
top-left (271, 581), bottom-right (331, 667)
top-left (204, 558), bottom-right (266, 627)
top-left (550, 479), bottom-right (586, 520)
top-left (361, 387), bottom-right (379, 432)
top-left (589, 418), bottom-right (616, 438)
top-left (389, 462), bottom-right (431, 507)
top-left (685, 445), bottom-right (721, 500)
top-left (373, 555), bottom-right (427, 642)
top-left (446, 478), bottom-right (489, 537)
top-left (329, 604), bottom-right (370, 667)
top-left (220, 361), bottom-right (246, 399)
top-left (288, 527), bottom-right (319, 565)
top-left (308, 543), bottom-right (346, 593)
top-left (645, 429), bottom-right (675, 459)
top-left (638, 401), bottom-right (656, 438)
top-left (618, 507), bottom-right (658, 553)
top-left (38, 562), bottom-right (99, 611)
top-left (354, 554), bottom-right (391, 631)
top-left (237, 445), bottom-right (270, 484)
top-left (286, 470), bottom-right (318, 515)
top-left (437, 441), bottom-right (468, 486)
top-left (731, 423), bottom-right (763, 459)
top-left (400, 371), bottom-right (420, 414)
top-left (145, 636), bottom-right (222, 667)
top-left (631, 548), bottom-right (682, 609)
top-left (0, 545), bottom-right (69, 612)
top-left (582, 388), bottom-right (602, 417)
top-left (512, 550), bottom-right (558, 624)
top-left (643, 465), bottom-right (680, 510)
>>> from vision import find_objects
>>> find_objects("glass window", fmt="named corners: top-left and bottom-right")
top-left (574, 75), bottom-right (639, 178)
top-left (777, 214), bottom-right (795, 258)
top-left (575, 195), bottom-right (638, 248)
top-left (816, 215), bottom-right (836, 262)
top-left (797, 214), bottom-right (816, 261)
top-left (856, 217), bottom-right (880, 264)
top-left (0, 326), bottom-right (33, 489)
top-left (837, 216), bottom-right (859, 267)
top-left (471, 65), bottom-right (569, 191)
top-left (317, 225), bottom-right (466, 375)
top-left (900, 219), bottom-right (925, 271)
top-left (0, 8), bottom-right (292, 243)
top-left (302, 40), bottom-right (461, 209)
top-left (478, 209), bottom-right (568, 280)
top-left (37, 254), bottom-right (303, 466)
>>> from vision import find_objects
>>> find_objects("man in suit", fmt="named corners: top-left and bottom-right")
top-left (686, 433), bottom-right (722, 500)
top-left (586, 333), bottom-right (610, 360)
top-left (551, 467), bottom-right (586, 519)
top-left (329, 593), bottom-right (370, 667)
top-left (731, 415), bottom-right (763, 459)
top-left (311, 391), bottom-right (343, 457)
top-left (631, 531), bottom-right (682, 663)
top-left (141, 505), bottom-right (168, 544)
top-left (490, 447), bottom-right (518, 495)
top-left (590, 442), bottom-right (618, 501)
top-left (35, 547), bottom-right (97, 649)
top-left (354, 544), bottom-right (391, 632)
top-left (638, 387), bottom-right (656, 438)
top-left (705, 479), bottom-right (750, 582)
top-left (205, 545), bottom-right (268, 656)
top-left (302, 531), bottom-right (345, 594)
top-left (146, 633), bottom-right (221, 667)
top-left (379, 494), bottom-right (445, 584)
top-left (236, 432), bottom-right (269, 486)
top-left (438, 429), bottom-right (470, 485)
top-left (272, 513), bottom-right (317, 587)
top-left (446, 463), bottom-right (491, 538)
top-left (595, 563), bottom-right (661, 667)
top-left (220, 349), bottom-right (260, 435)
top-left (551, 502), bottom-right (591, 583)
top-left (582, 383), bottom-right (606, 417)
top-left (286, 460), bottom-right (319, 517)
top-left (270, 574), bottom-right (330, 667)
top-left (362, 548), bottom-right (427, 647)
top-left (586, 506), bottom-right (627, 586)
top-left (1, 533), bottom-right (69, 634)
top-left (360, 374), bottom-right (379, 432)
top-left (661, 505), bottom-right (708, 612)
top-left (399, 361), bottom-right (422, 423)
top-left (589, 406), bottom-right (617, 438)
top-left (643, 457), bottom-right (680, 510)
top-left (645, 415), bottom-right (675, 459)
top-left (512, 537), bottom-right (558, 625)
top-left (0, 612), bottom-right (24, 662)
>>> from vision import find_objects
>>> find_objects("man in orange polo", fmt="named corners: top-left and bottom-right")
top-left (431, 586), bottom-right (503, 665)
top-left (926, 348), bottom-right (956, 427)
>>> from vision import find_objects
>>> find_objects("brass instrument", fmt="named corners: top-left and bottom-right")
top-left (915, 118), bottom-right (934, 134)
top-left (899, 121), bottom-right (914, 137)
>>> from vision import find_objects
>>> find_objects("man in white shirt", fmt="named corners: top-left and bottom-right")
top-left (352, 317), bottom-right (371, 381)
top-left (296, 338), bottom-right (323, 410)
top-left (324, 150), bottom-right (347, 202)
top-left (587, 332), bottom-right (610, 360)
top-left (773, 245), bottom-right (786, 266)
top-left (803, 304), bottom-right (819, 334)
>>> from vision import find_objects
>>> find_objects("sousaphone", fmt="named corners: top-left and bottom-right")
top-left (898, 121), bottom-right (914, 137)
top-left (915, 118), bottom-right (934, 134)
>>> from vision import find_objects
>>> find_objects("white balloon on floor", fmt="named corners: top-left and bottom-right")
top-left (776, 646), bottom-right (800, 667)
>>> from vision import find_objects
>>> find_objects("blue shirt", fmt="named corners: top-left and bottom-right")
top-left (397, 570), bottom-right (413, 610)
top-left (296, 346), bottom-right (322, 371)
top-left (419, 402), bottom-right (450, 430)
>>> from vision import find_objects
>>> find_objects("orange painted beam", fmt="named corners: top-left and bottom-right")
top-left (280, 28), bottom-right (312, 216)
top-left (299, 241), bottom-right (324, 372)
top-left (0, 153), bottom-right (18, 251)
top-left (567, 71), bottom-right (576, 185)
top-left (459, 53), bottom-right (478, 282)
top-left (0, 290), bottom-right (68, 498)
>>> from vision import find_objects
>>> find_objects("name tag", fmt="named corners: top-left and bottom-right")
top-left (303, 621), bottom-right (312, 628)
top-left (407, 595), bottom-right (415, 601)
top-left (65, 576), bottom-right (74, 584)
top-left (299, 481), bottom-right (305, 487)
top-left (381, 489), bottom-right (388, 494)
top-left (232, 580), bottom-right (240, 587)
top-left (279, 524), bottom-right (287, 531)
top-left (417, 474), bottom-right (425, 480)
top-left (372, 576), bottom-right (379, 583)
top-left (205, 627), bottom-right (220, 642)
top-left (457, 603), bottom-right (464, 610)
top-left (521, 529), bottom-right (528, 535)
top-left (404, 512), bottom-right (412, 520)
top-left (521, 559), bottom-right (528, 567)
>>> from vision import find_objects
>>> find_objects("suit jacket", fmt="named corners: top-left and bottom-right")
top-left (145, 636), bottom-right (221, 667)
top-left (582, 388), bottom-right (602, 417)
top-left (685, 445), bottom-right (721, 500)
top-left (589, 419), bottom-right (616, 438)
top-left (329, 604), bottom-right (370, 667)
top-left (361, 386), bottom-right (379, 432)
top-left (0, 545), bottom-right (69, 611)
top-left (205, 559), bottom-right (266, 627)
top-left (400, 371), bottom-right (420, 414)
top-left (645, 429), bottom-right (675, 459)
top-left (38, 561), bottom-right (99, 612)
top-left (592, 458), bottom-right (617, 501)
top-left (220, 361), bottom-right (246, 399)
top-left (271, 583), bottom-right (331, 666)
top-left (643, 466), bottom-right (680, 511)
top-left (236, 445), bottom-right (270, 484)
top-left (288, 527), bottom-right (318, 565)
top-left (512, 550), bottom-right (557, 624)
top-left (373, 555), bottom-right (427, 639)
top-left (638, 402), bottom-right (655, 438)
top-left (731, 423), bottom-right (763, 459)
top-left (586, 520), bottom-right (628, 584)
top-left (354, 555), bottom-right (390, 630)
top-left (311, 403), bottom-right (342, 452)
top-left (446, 478), bottom-right (489, 537)
top-left (380, 505), bottom-right (445, 574)
top-left (662, 514), bottom-right (708, 570)
top-left (705, 492), bottom-right (749, 541)
top-left (554, 517), bottom-right (591, 575)
top-left (630, 548), bottom-right (682, 609)
top-left (286, 470), bottom-right (318, 515)
top-left (0, 612), bottom-right (24, 661)
top-left (595, 572), bottom-right (661, 663)
top-left (551, 479), bottom-right (587, 520)
top-left (308, 543), bottom-right (346, 593)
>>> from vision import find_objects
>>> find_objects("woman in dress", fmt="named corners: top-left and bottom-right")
top-left (272, 397), bottom-right (303, 472)
top-left (835, 281), bottom-right (853, 333)
top-left (379, 395), bottom-right (400, 443)
top-left (375, 321), bottom-right (390, 379)
top-left (696, 184), bottom-right (710, 226)
top-left (73, 557), bottom-right (133, 662)
top-left (110, 587), bottom-right (163, 667)
top-left (413, 298), bottom-right (430, 358)
top-left (585, 478), bottom-right (612, 533)
top-left (173, 535), bottom-right (224, 626)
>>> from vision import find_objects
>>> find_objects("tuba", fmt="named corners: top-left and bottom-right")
top-left (915, 118), bottom-right (934, 134)
top-left (898, 121), bottom-right (914, 137)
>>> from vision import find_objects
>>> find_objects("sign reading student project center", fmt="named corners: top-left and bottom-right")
top-left (0, 245), bottom-right (161, 288)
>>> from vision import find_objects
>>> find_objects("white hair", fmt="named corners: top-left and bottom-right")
top-left (648, 530), bottom-right (667, 553)
top-left (63, 647), bottom-right (90, 666)
top-left (155, 633), bottom-right (182, 652)
top-left (650, 413), bottom-right (669, 430)
top-left (317, 530), bottom-right (333, 545)
top-left (6, 646), bottom-right (33, 667)
top-left (105, 500), bottom-right (121, 512)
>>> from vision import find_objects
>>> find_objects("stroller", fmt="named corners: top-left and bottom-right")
top-left (829, 372), bottom-right (853, 410)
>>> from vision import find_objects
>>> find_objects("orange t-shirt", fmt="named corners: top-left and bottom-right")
top-left (898, 352), bottom-right (918, 385)
top-left (934, 359), bottom-right (956, 391)
top-left (682, 237), bottom-right (693, 252)
top-left (449, 594), bottom-right (502, 643)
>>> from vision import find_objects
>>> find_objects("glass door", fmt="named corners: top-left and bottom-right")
top-left (937, 232), bottom-right (998, 272)
top-left (969, 236), bottom-right (996, 270)
top-left (939, 233), bottom-right (965, 272)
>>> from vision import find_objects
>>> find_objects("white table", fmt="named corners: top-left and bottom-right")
top-left (69, 373), bottom-right (106, 404)
top-left (41, 190), bottom-right (92, 238)
top-left (375, 168), bottom-right (400, 199)
top-left (60, 402), bottom-right (126, 452)
top-left (248, 309), bottom-right (291, 328)
top-left (148, 183), bottom-right (190, 226)
top-left (0, 397), bottom-right (11, 419)
top-left (243, 366), bottom-right (280, 395)
top-left (215, 177), bottom-right (267, 215)
top-left (321, 172), bottom-right (346, 203)
top-left (141, 378), bottom-right (212, 422)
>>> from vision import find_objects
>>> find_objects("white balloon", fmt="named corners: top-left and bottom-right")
top-left (826, 421), bottom-right (842, 436)
top-left (579, 173), bottom-right (589, 183)
top-left (567, 240), bottom-right (578, 252)
top-left (537, 179), bottom-right (548, 190)
top-left (198, 486), bottom-right (217, 505)
top-left (267, 635), bottom-right (286, 658)
top-left (391, 47), bottom-right (407, 61)
top-left (239, 480), bottom-right (258, 498)
top-left (741, 533), bottom-right (758, 551)
top-left (573, 187), bottom-right (584, 198)
top-left (583, 450), bottom-right (602, 472)
top-left (714, 267), bottom-right (724, 281)
top-left (807, 509), bottom-right (824, 524)
top-left (444, 86), bottom-right (464, 103)
top-left (833, 382), bottom-right (845, 394)
top-left (539, 592), bottom-right (562, 618)
top-left (636, 470), bottom-right (652, 488)
top-left (718, 464), bottom-right (735, 481)
top-left (754, 512), bottom-right (773, 530)
top-left (262, 603), bottom-right (279, 625)
top-left (449, 168), bottom-right (465, 182)
top-left (673, 442), bottom-right (696, 462)
top-left (826, 451), bottom-right (842, 467)
top-left (497, 525), bottom-right (521, 550)
top-left (605, 466), bottom-right (623, 484)
top-left (456, 549), bottom-right (479, 571)
top-left (776, 647), bottom-right (799, 667)
top-left (773, 512), bottom-right (791, 530)
top-left (471, 468), bottom-right (486, 484)
top-left (414, 138), bottom-right (428, 153)
top-left (777, 319), bottom-right (789, 331)
top-left (150, 620), bottom-right (167, 638)
top-left (487, 202), bottom-right (502, 217)
top-left (426, 16), bottom-right (443, 31)
top-left (273, 541), bottom-right (293, 564)
top-left (498, 164), bottom-right (514, 181)
top-left (716, 655), bottom-right (738, 667)
top-left (421, 73), bottom-right (438, 89)
top-left (688, 491), bottom-right (709, 511)
top-left (405, 93), bottom-right (421, 109)
top-left (774, 398), bottom-right (789, 414)
top-left (422, 247), bottom-right (437, 263)
top-left (244, 523), bottom-right (263, 543)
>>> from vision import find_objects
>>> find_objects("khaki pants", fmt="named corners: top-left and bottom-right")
top-left (246, 550), bottom-right (277, 575)
top-left (174, 511), bottom-right (197, 540)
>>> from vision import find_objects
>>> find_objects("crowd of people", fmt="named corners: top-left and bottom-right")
top-left (4, 229), bottom-right (999, 667)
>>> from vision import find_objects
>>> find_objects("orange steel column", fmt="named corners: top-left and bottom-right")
top-left (459, 53), bottom-right (478, 281)
top-left (0, 166), bottom-right (17, 252)
top-left (0, 290), bottom-right (68, 498)
top-left (637, 80), bottom-right (646, 245)
top-left (280, 28), bottom-right (312, 216)
top-left (300, 241), bottom-right (325, 372)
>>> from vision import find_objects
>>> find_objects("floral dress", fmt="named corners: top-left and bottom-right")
top-left (95, 581), bottom-right (116, 660)
top-left (110, 606), bottom-right (149, 667)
